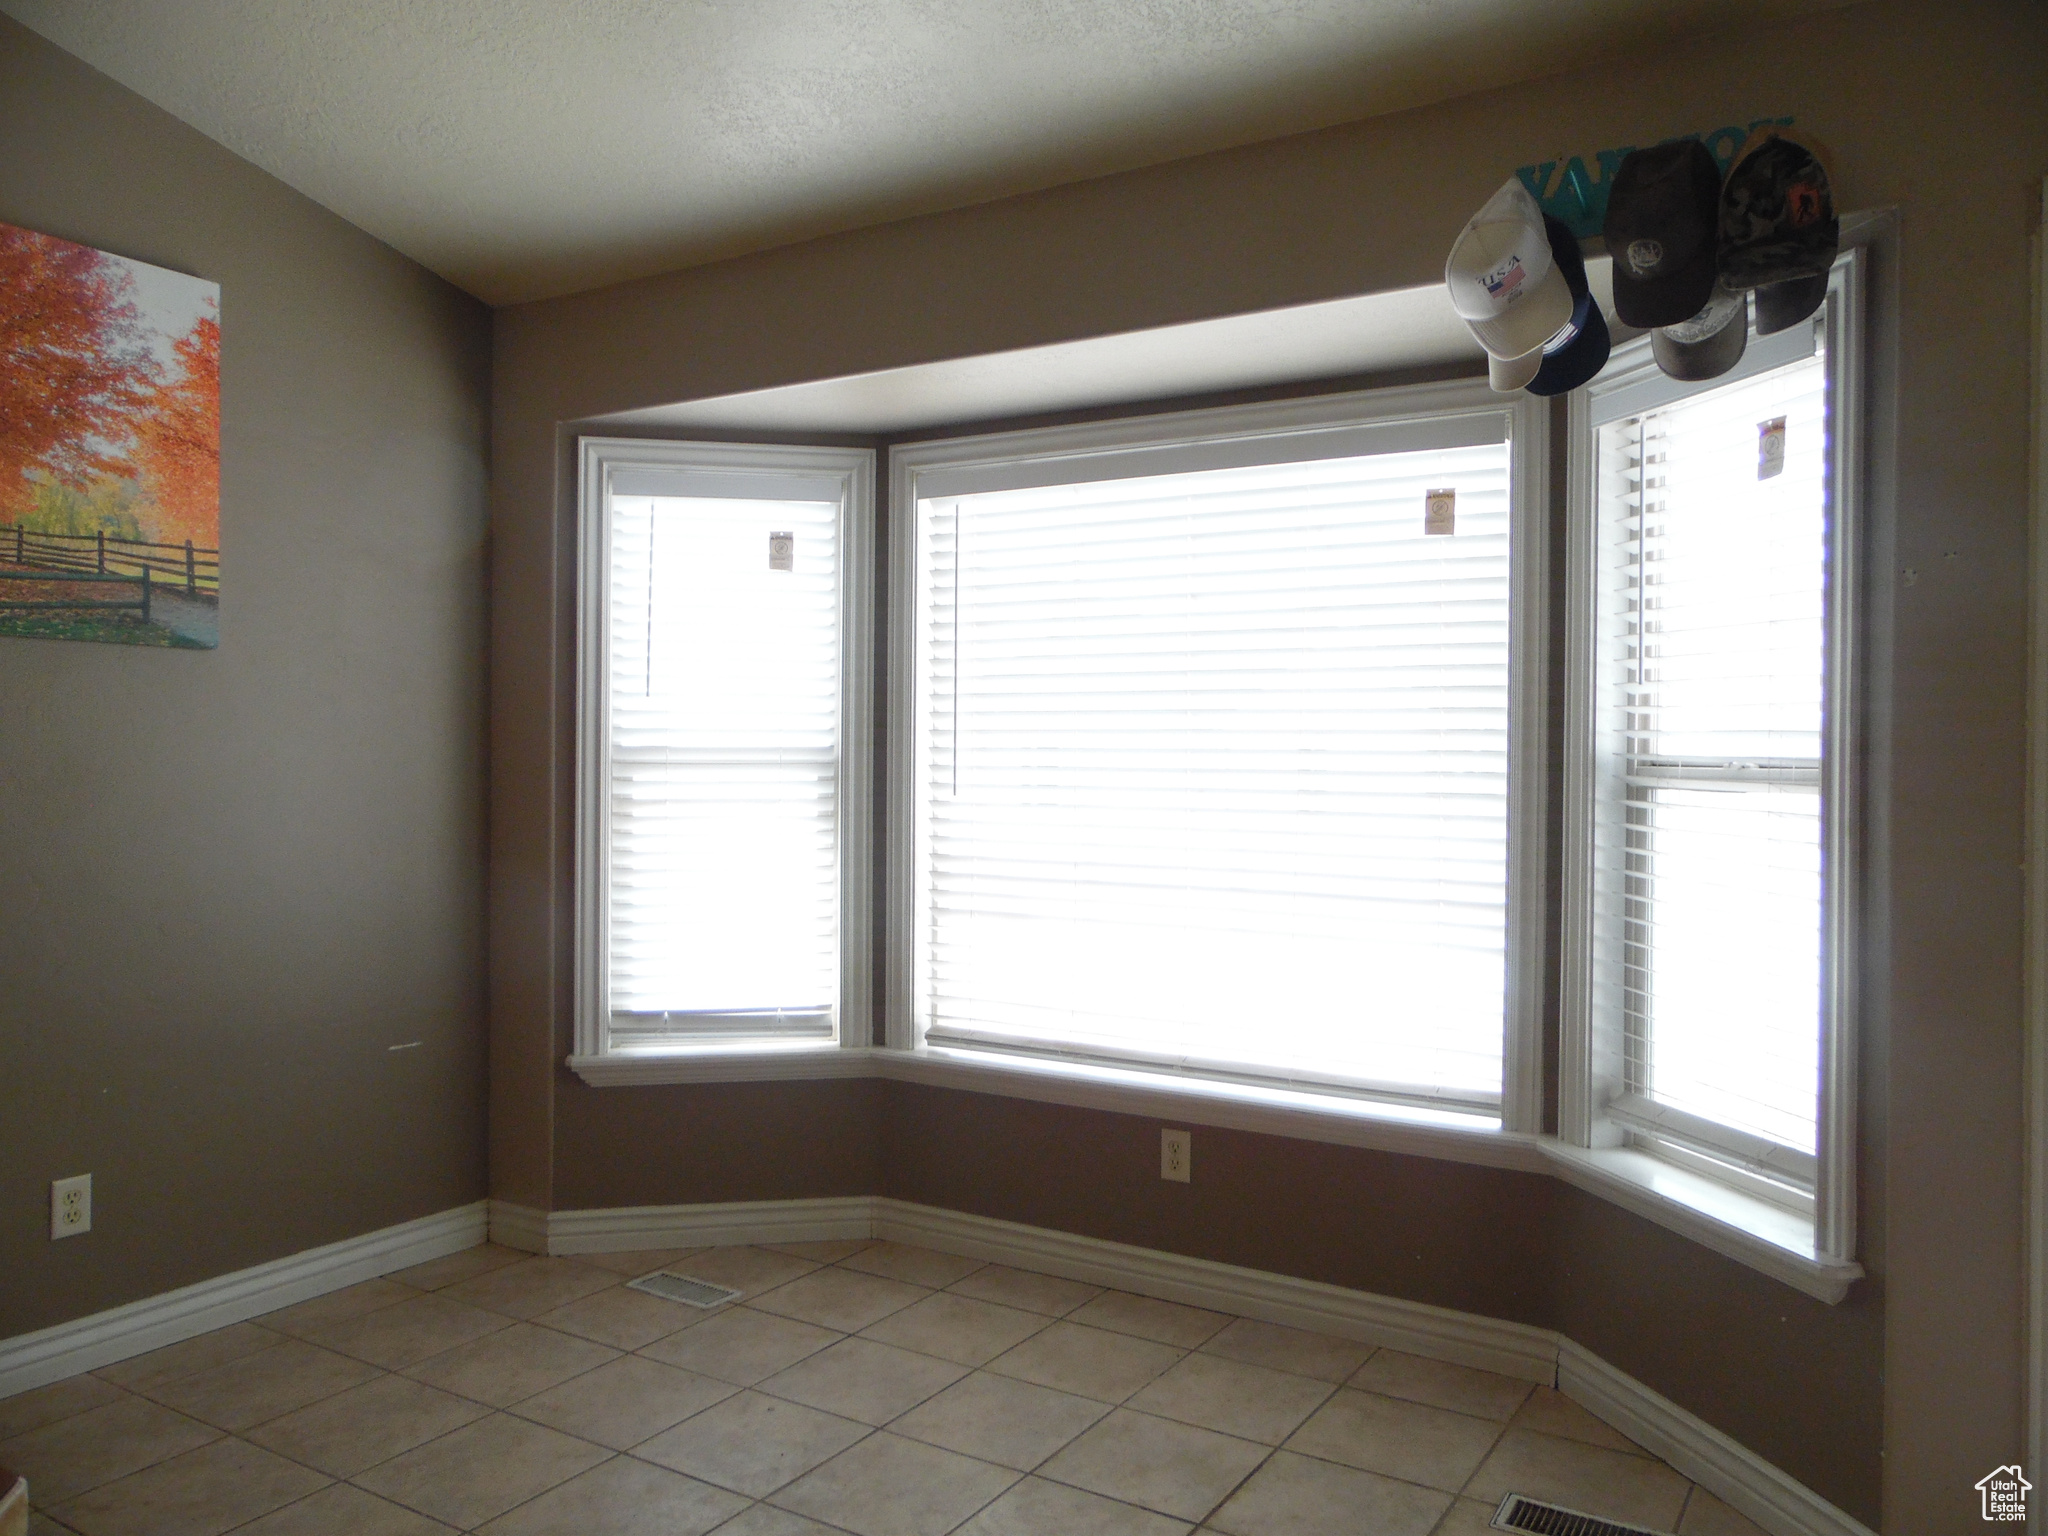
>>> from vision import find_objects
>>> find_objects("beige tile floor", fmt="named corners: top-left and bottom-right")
top-left (0, 1239), bottom-right (1771, 1536)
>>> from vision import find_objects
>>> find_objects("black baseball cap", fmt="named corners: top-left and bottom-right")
top-left (1652, 283), bottom-right (1748, 383)
top-left (1602, 140), bottom-right (1723, 329)
top-left (1719, 128), bottom-right (1838, 293)
top-left (1528, 215), bottom-right (1610, 396)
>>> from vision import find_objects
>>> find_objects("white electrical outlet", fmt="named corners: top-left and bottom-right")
top-left (51, 1174), bottom-right (91, 1239)
top-left (1160, 1129), bottom-right (1191, 1183)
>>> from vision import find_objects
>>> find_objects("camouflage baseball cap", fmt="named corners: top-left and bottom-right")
top-left (1719, 128), bottom-right (1838, 291)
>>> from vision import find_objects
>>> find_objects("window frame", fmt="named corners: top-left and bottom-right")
top-left (570, 435), bottom-right (876, 1069)
top-left (885, 379), bottom-right (1550, 1135)
top-left (1560, 248), bottom-right (1865, 1271)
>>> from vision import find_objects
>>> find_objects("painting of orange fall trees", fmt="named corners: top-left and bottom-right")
top-left (1, 221), bottom-right (219, 648)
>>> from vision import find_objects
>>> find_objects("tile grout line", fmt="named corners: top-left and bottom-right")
top-left (85, 1320), bottom-right (293, 1395)
top-left (914, 1449), bottom-right (1026, 1536)
top-left (211, 1473), bottom-right (347, 1536)
top-left (443, 1443), bottom-right (628, 1534)
top-left (1675, 1477), bottom-right (1701, 1531)
top-left (1179, 1424), bottom-right (1281, 1532)
top-left (708, 1494), bottom-right (868, 1536)
top-left (1447, 1402), bottom-right (1516, 1513)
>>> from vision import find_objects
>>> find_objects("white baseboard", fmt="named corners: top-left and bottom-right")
top-left (1558, 1340), bottom-right (1876, 1536)
top-left (873, 1199), bottom-right (1558, 1385)
top-left (0, 1202), bottom-right (488, 1401)
top-left (530, 1193), bottom-right (1871, 1536)
top-left (540, 1196), bottom-right (872, 1254)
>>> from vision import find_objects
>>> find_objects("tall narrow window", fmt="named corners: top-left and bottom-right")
top-left (894, 387), bottom-right (1546, 1118)
top-left (576, 441), bottom-right (873, 1059)
top-left (1601, 359), bottom-right (1826, 1187)
top-left (1568, 251), bottom-right (1861, 1264)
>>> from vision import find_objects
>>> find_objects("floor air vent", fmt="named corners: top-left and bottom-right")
top-left (625, 1272), bottom-right (743, 1307)
top-left (1491, 1494), bottom-right (1673, 1536)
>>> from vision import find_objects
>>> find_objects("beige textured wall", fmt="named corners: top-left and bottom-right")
top-left (491, 3), bottom-right (2048, 1525)
top-left (0, 17), bottom-right (493, 1335)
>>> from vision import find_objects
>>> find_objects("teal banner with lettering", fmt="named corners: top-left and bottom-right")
top-left (1517, 117), bottom-right (1795, 238)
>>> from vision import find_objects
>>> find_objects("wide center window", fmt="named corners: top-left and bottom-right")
top-left (896, 389), bottom-right (1544, 1115)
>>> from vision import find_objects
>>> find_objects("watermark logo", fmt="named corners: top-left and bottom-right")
top-left (1977, 1464), bottom-right (2031, 1522)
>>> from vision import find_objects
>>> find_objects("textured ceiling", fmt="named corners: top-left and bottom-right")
top-left (4, 0), bottom-right (1842, 305)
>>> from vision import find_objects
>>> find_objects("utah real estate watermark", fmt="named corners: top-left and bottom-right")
top-left (1977, 1464), bottom-right (2031, 1522)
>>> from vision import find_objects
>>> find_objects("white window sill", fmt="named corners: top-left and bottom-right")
top-left (564, 1043), bottom-right (1863, 1303)
top-left (565, 1044), bottom-right (877, 1086)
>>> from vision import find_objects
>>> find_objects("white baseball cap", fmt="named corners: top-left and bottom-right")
top-left (1489, 348), bottom-right (1544, 392)
top-left (1447, 178), bottom-right (1576, 378)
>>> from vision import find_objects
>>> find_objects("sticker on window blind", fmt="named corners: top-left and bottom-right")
top-left (1424, 488), bottom-right (1456, 536)
top-left (1758, 418), bottom-right (1786, 480)
top-left (768, 531), bottom-right (794, 570)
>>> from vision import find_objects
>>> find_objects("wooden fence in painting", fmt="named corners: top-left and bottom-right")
top-left (0, 525), bottom-right (218, 598)
top-left (0, 566), bottom-right (154, 623)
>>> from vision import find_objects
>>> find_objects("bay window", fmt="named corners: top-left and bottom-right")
top-left (562, 293), bottom-right (1869, 1300)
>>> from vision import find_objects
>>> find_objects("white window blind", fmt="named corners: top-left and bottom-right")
top-left (1594, 352), bottom-right (1829, 1178)
top-left (604, 491), bottom-right (840, 1046)
top-left (915, 441), bottom-right (1513, 1107)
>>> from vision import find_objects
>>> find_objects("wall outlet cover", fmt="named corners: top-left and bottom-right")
top-left (51, 1174), bottom-right (91, 1239)
top-left (1161, 1129), bottom-right (1191, 1183)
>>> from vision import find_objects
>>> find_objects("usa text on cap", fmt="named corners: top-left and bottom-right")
top-left (1446, 177), bottom-right (1576, 369)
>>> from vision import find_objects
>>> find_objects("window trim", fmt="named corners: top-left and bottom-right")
top-left (1561, 247), bottom-right (1866, 1270)
top-left (884, 378), bottom-right (1550, 1134)
top-left (570, 435), bottom-right (876, 1066)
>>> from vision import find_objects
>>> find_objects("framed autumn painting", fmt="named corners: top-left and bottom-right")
top-left (1, 221), bottom-right (219, 648)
